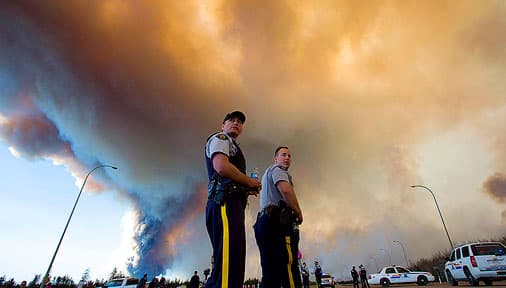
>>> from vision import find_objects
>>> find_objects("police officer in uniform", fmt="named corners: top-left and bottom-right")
top-left (254, 146), bottom-right (303, 288)
top-left (351, 266), bottom-right (360, 288)
top-left (314, 261), bottom-right (323, 288)
top-left (301, 262), bottom-right (310, 288)
top-left (359, 265), bottom-right (370, 288)
top-left (205, 111), bottom-right (261, 288)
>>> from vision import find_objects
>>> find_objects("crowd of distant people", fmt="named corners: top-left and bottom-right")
top-left (2, 261), bottom-right (370, 288)
top-left (298, 260), bottom-right (323, 288)
top-left (134, 272), bottom-right (200, 288)
top-left (0, 279), bottom-right (27, 288)
top-left (0, 271), bottom-right (204, 288)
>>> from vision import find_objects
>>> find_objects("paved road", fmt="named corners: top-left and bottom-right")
top-left (240, 280), bottom-right (506, 287)
top-left (330, 282), bottom-right (506, 288)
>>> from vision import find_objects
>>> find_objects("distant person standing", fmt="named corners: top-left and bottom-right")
top-left (157, 277), bottom-right (166, 288)
top-left (190, 271), bottom-right (200, 288)
top-left (301, 262), bottom-right (310, 288)
top-left (148, 277), bottom-right (158, 288)
top-left (314, 261), bottom-right (323, 288)
top-left (43, 276), bottom-right (52, 288)
top-left (351, 266), bottom-right (359, 288)
top-left (359, 265), bottom-right (370, 288)
top-left (137, 274), bottom-right (147, 288)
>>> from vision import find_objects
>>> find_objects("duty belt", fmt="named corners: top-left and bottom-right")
top-left (258, 205), bottom-right (278, 217)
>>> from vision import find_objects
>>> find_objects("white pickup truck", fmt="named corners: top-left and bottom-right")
top-left (368, 266), bottom-right (435, 287)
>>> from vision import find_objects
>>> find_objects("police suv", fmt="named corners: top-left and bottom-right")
top-left (445, 242), bottom-right (506, 286)
top-left (368, 266), bottom-right (434, 287)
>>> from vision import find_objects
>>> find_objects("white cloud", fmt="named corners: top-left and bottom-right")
top-left (105, 210), bottom-right (138, 276)
top-left (8, 146), bottom-right (21, 158)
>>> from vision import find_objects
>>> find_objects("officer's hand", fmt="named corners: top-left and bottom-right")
top-left (247, 177), bottom-right (261, 191)
top-left (296, 211), bottom-right (303, 225)
top-left (246, 178), bottom-right (260, 197)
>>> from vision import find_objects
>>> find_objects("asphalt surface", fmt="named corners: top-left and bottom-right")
top-left (330, 281), bottom-right (506, 288)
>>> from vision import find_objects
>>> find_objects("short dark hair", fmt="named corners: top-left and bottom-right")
top-left (275, 146), bottom-right (289, 156)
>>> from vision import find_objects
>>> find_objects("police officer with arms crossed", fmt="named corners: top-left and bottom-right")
top-left (254, 146), bottom-right (303, 288)
top-left (205, 111), bottom-right (261, 288)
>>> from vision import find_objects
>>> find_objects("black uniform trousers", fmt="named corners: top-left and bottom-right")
top-left (315, 273), bottom-right (322, 288)
top-left (302, 275), bottom-right (310, 288)
top-left (360, 276), bottom-right (370, 288)
top-left (353, 277), bottom-right (360, 288)
top-left (254, 210), bottom-right (302, 288)
top-left (205, 198), bottom-right (246, 288)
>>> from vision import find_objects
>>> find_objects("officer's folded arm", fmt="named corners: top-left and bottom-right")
top-left (212, 153), bottom-right (261, 189)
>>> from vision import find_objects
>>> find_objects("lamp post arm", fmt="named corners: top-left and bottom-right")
top-left (393, 240), bottom-right (409, 267)
top-left (379, 249), bottom-right (392, 266)
top-left (401, 244), bottom-right (408, 267)
top-left (40, 164), bottom-right (117, 287)
top-left (411, 185), bottom-right (454, 250)
top-left (430, 190), bottom-right (454, 250)
top-left (370, 257), bottom-right (379, 271)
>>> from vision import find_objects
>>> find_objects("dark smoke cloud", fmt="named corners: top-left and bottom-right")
top-left (0, 2), bottom-right (217, 275)
top-left (1, 0), bottom-right (506, 278)
top-left (1, 110), bottom-right (71, 159)
top-left (483, 173), bottom-right (506, 203)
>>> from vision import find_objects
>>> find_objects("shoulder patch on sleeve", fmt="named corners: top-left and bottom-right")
top-left (216, 134), bottom-right (228, 140)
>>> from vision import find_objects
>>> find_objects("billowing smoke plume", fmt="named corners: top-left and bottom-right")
top-left (1, 0), bottom-right (506, 278)
top-left (1, 110), bottom-right (71, 159)
top-left (483, 173), bottom-right (506, 203)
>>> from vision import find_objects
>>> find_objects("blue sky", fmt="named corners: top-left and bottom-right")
top-left (0, 141), bottom-right (127, 281)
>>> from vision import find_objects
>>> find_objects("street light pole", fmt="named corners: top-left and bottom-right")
top-left (379, 248), bottom-right (392, 266)
top-left (393, 240), bottom-right (409, 267)
top-left (370, 257), bottom-right (379, 271)
top-left (411, 185), bottom-right (454, 250)
top-left (40, 164), bottom-right (117, 287)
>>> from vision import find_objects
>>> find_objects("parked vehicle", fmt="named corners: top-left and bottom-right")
top-left (321, 273), bottom-right (335, 287)
top-left (104, 278), bottom-right (139, 288)
top-left (368, 266), bottom-right (434, 287)
top-left (445, 242), bottom-right (506, 286)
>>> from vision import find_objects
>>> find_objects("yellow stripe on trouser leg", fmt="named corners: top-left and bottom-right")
top-left (285, 236), bottom-right (295, 288)
top-left (221, 204), bottom-right (229, 288)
